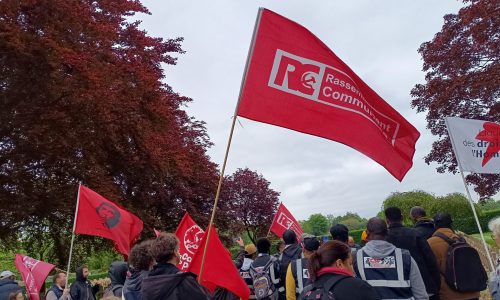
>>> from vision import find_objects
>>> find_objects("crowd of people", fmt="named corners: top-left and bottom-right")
top-left (1, 206), bottom-right (500, 300)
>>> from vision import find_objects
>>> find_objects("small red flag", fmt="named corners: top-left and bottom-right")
top-left (237, 9), bottom-right (420, 181)
top-left (189, 225), bottom-right (250, 300)
top-left (75, 185), bottom-right (143, 256)
top-left (15, 254), bottom-right (55, 300)
top-left (269, 202), bottom-right (304, 239)
top-left (175, 213), bottom-right (205, 272)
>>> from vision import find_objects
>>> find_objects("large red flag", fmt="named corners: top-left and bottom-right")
top-left (175, 213), bottom-right (205, 272)
top-left (269, 202), bottom-right (304, 239)
top-left (237, 9), bottom-right (420, 181)
top-left (15, 254), bottom-right (55, 300)
top-left (74, 185), bottom-right (143, 256)
top-left (189, 225), bottom-right (250, 300)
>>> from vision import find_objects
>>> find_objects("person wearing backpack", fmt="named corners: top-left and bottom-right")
top-left (298, 240), bottom-right (380, 300)
top-left (141, 232), bottom-right (210, 300)
top-left (385, 207), bottom-right (440, 300)
top-left (250, 238), bottom-right (281, 300)
top-left (279, 230), bottom-right (302, 299)
top-left (103, 261), bottom-right (128, 298)
top-left (286, 234), bottom-right (320, 300)
top-left (354, 217), bottom-right (429, 300)
top-left (238, 243), bottom-right (258, 299)
top-left (428, 213), bottom-right (486, 300)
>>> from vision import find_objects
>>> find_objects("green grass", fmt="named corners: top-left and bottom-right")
top-left (470, 231), bottom-right (497, 247)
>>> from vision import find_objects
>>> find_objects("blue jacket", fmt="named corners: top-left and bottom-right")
top-left (0, 279), bottom-right (21, 300)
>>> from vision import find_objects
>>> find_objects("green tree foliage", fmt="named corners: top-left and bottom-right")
top-left (382, 190), bottom-right (478, 226)
top-left (303, 214), bottom-right (329, 236)
top-left (480, 198), bottom-right (500, 211)
top-left (328, 212), bottom-right (368, 230)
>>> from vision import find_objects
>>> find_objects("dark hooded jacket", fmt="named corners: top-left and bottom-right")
top-left (69, 267), bottom-right (98, 300)
top-left (0, 279), bottom-right (21, 300)
top-left (387, 223), bottom-right (440, 297)
top-left (104, 261), bottom-right (128, 297)
top-left (141, 263), bottom-right (209, 300)
top-left (414, 217), bottom-right (436, 240)
top-left (278, 244), bottom-right (302, 296)
top-left (123, 269), bottom-right (149, 300)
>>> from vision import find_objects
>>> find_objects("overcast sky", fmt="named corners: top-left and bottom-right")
top-left (136, 1), bottom-right (491, 220)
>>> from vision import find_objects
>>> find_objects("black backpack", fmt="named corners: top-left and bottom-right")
top-left (434, 232), bottom-right (488, 292)
top-left (298, 275), bottom-right (348, 300)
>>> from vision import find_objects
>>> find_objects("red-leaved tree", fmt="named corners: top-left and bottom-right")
top-left (411, 0), bottom-right (499, 199)
top-left (219, 168), bottom-right (280, 244)
top-left (0, 0), bottom-right (218, 265)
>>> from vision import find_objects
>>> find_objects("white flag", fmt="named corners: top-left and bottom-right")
top-left (445, 117), bottom-right (500, 174)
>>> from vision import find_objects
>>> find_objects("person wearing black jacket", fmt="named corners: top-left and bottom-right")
top-left (385, 207), bottom-right (441, 300)
top-left (410, 206), bottom-right (436, 240)
top-left (279, 230), bottom-right (301, 299)
top-left (301, 240), bottom-right (380, 300)
top-left (141, 232), bottom-right (209, 300)
top-left (104, 261), bottom-right (128, 297)
top-left (69, 266), bottom-right (99, 300)
top-left (123, 241), bottom-right (154, 300)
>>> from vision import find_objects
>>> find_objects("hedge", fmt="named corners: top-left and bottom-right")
top-left (453, 208), bottom-right (500, 234)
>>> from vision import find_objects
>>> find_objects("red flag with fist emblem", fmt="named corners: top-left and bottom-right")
top-left (237, 8), bottom-right (420, 181)
top-left (175, 213), bottom-right (205, 272)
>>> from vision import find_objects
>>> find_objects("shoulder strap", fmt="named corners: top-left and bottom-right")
top-left (322, 276), bottom-right (350, 296)
top-left (433, 232), bottom-right (456, 245)
top-left (112, 284), bottom-right (124, 292)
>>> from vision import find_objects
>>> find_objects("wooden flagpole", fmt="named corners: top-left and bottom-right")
top-left (197, 8), bottom-right (264, 283)
top-left (267, 201), bottom-right (282, 238)
top-left (65, 183), bottom-right (81, 287)
top-left (445, 118), bottom-right (495, 271)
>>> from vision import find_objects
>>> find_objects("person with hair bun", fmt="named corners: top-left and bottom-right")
top-left (299, 240), bottom-right (380, 300)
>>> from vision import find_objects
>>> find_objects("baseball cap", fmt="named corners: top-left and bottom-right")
top-left (0, 271), bottom-right (14, 280)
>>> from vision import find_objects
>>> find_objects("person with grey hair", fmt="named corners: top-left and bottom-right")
top-left (0, 271), bottom-right (22, 300)
top-left (488, 216), bottom-right (500, 300)
top-left (410, 206), bottom-right (436, 240)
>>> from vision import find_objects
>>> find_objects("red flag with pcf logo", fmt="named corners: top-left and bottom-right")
top-left (15, 254), bottom-right (55, 300)
top-left (175, 213), bottom-right (205, 272)
top-left (269, 202), bottom-right (303, 239)
top-left (237, 9), bottom-right (420, 181)
top-left (189, 225), bottom-right (250, 300)
top-left (75, 185), bottom-right (143, 256)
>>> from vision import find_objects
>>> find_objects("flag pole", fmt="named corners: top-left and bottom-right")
top-left (267, 202), bottom-right (282, 238)
top-left (65, 183), bottom-right (81, 287)
top-left (445, 118), bottom-right (495, 271)
top-left (198, 8), bottom-right (264, 283)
